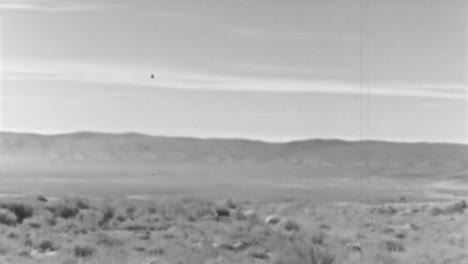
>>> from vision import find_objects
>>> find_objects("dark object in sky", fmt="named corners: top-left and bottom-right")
top-left (151, 74), bottom-right (155, 79)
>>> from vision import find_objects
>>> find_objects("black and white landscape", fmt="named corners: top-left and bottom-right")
top-left (0, 0), bottom-right (467, 263)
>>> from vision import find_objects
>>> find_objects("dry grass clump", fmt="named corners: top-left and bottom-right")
top-left (381, 240), bottom-right (405, 252)
top-left (370, 205), bottom-right (397, 215)
top-left (0, 201), bottom-right (34, 223)
top-left (95, 232), bottom-right (125, 247)
top-left (46, 201), bottom-right (80, 219)
top-left (310, 230), bottom-right (326, 245)
top-left (273, 234), bottom-right (335, 264)
top-left (0, 197), bottom-right (465, 264)
top-left (73, 244), bottom-right (96, 258)
top-left (429, 200), bottom-right (467, 216)
top-left (0, 208), bottom-right (18, 226)
top-left (37, 239), bottom-right (57, 253)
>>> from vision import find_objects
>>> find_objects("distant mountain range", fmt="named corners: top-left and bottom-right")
top-left (1, 131), bottom-right (467, 199)
top-left (1, 131), bottom-right (467, 178)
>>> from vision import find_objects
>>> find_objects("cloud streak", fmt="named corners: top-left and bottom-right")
top-left (2, 61), bottom-right (466, 101)
top-left (0, 0), bottom-right (120, 11)
top-left (235, 28), bottom-right (357, 41)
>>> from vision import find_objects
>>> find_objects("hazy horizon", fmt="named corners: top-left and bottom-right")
top-left (2, 129), bottom-right (468, 145)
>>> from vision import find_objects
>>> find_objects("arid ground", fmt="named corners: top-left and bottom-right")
top-left (0, 132), bottom-right (467, 264)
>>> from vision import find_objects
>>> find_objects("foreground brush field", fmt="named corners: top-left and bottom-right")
top-left (1, 133), bottom-right (467, 263)
top-left (0, 196), bottom-right (466, 264)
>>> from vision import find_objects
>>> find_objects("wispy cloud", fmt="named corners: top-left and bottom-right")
top-left (233, 63), bottom-right (357, 80)
top-left (235, 28), bottom-right (356, 41)
top-left (2, 60), bottom-right (467, 100)
top-left (0, 0), bottom-right (120, 11)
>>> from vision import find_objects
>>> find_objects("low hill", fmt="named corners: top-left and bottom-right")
top-left (0, 132), bottom-right (467, 199)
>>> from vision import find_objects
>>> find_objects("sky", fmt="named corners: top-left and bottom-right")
top-left (0, 0), bottom-right (467, 143)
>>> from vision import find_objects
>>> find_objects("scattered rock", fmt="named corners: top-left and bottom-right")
top-left (240, 209), bottom-right (257, 219)
top-left (265, 214), bottom-right (281, 225)
top-left (30, 249), bottom-right (57, 258)
top-left (232, 241), bottom-right (250, 251)
top-left (143, 258), bottom-right (161, 264)
top-left (213, 241), bottom-right (250, 252)
top-left (346, 243), bottom-right (362, 253)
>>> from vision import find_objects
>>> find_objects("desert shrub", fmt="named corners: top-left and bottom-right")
top-left (0, 208), bottom-right (17, 226)
top-left (115, 214), bottom-right (127, 222)
top-left (157, 198), bottom-right (215, 222)
top-left (99, 205), bottom-right (115, 226)
top-left (314, 248), bottom-right (335, 264)
top-left (273, 237), bottom-right (334, 264)
top-left (47, 202), bottom-right (79, 219)
top-left (364, 251), bottom-right (400, 264)
top-left (147, 206), bottom-right (157, 215)
top-left (24, 237), bottom-right (33, 247)
top-left (442, 200), bottom-right (467, 214)
top-left (372, 206), bottom-right (397, 215)
top-left (0, 243), bottom-right (8, 256)
top-left (250, 223), bottom-right (275, 245)
top-left (429, 206), bottom-right (443, 216)
top-left (78, 210), bottom-right (100, 225)
top-left (52, 219), bottom-right (82, 233)
top-left (62, 259), bottom-right (78, 264)
top-left (122, 222), bottom-right (148, 231)
top-left (37, 239), bottom-right (57, 253)
top-left (250, 250), bottom-right (270, 260)
top-left (74, 245), bottom-right (96, 258)
top-left (189, 203), bottom-right (214, 221)
top-left (311, 230), bottom-right (325, 245)
top-left (96, 232), bottom-right (124, 247)
top-left (18, 250), bottom-right (30, 257)
top-left (27, 221), bottom-right (41, 228)
top-left (221, 198), bottom-right (238, 209)
top-left (381, 227), bottom-right (395, 234)
top-left (395, 230), bottom-right (407, 239)
top-left (126, 206), bottom-right (137, 219)
top-left (37, 195), bottom-right (48, 202)
top-left (148, 247), bottom-right (165, 256)
top-left (355, 231), bottom-right (367, 239)
top-left (427, 201), bottom-right (466, 216)
top-left (382, 240), bottom-right (405, 252)
top-left (0, 202), bottom-right (34, 223)
top-left (273, 240), bottom-right (316, 264)
top-left (75, 199), bottom-right (90, 210)
top-left (283, 219), bottom-right (301, 232)
top-left (7, 231), bottom-right (20, 239)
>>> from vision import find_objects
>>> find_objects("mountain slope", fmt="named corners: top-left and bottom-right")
top-left (1, 132), bottom-right (467, 199)
top-left (0, 131), bottom-right (467, 177)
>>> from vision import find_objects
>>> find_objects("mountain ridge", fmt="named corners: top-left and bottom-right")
top-left (1, 132), bottom-right (467, 171)
top-left (1, 131), bottom-right (466, 146)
